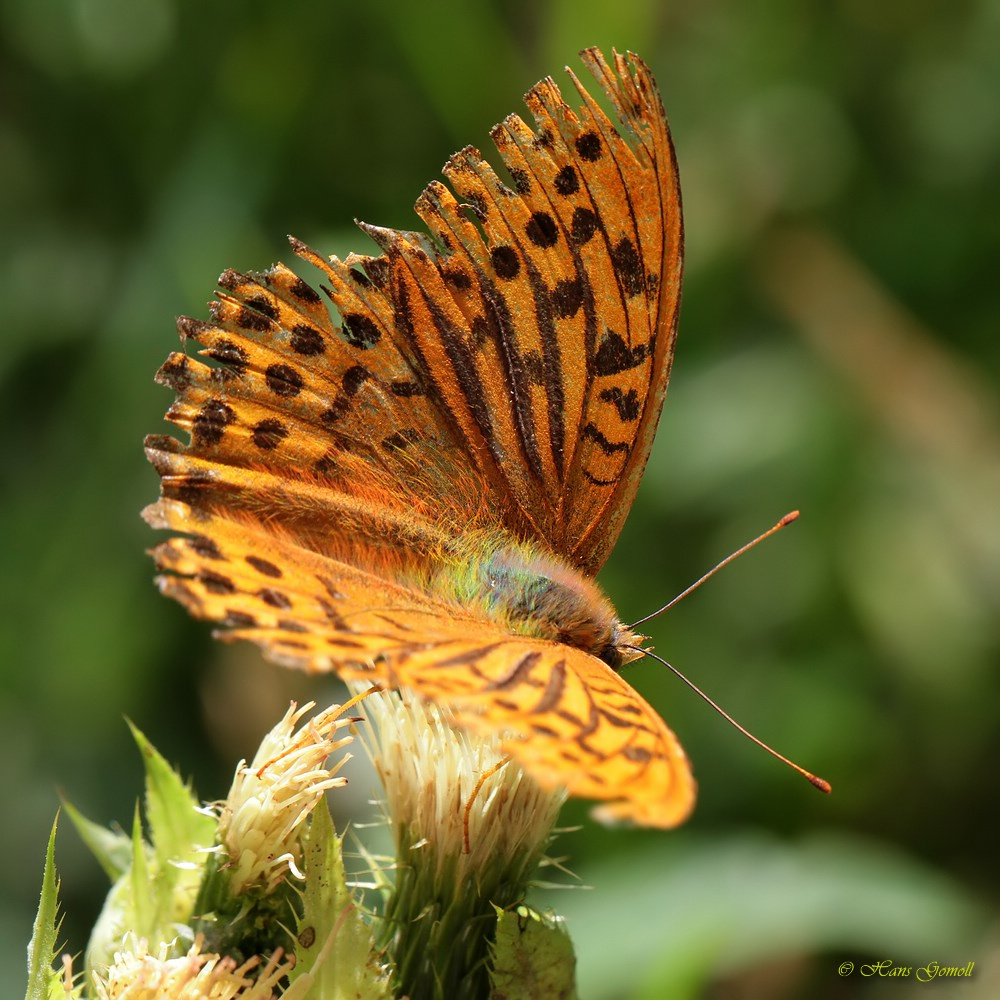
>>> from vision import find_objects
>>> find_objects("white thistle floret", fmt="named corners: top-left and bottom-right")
top-left (91, 934), bottom-right (291, 999)
top-left (355, 686), bottom-right (565, 878)
top-left (218, 700), bottom-right (355, 896)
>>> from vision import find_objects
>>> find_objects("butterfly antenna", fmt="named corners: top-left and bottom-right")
top-left (629, 511), bottom-right (800, 629)
top-left (626, 644), bottom-right (831, 793)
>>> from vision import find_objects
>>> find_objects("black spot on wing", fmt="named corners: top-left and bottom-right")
top-left (463, 192), bottom-right (488, 222)
top-left (288, 276), bottom-right (322, 304)
top-left (599, 386), bottom-right (641, 422)
top-left (236, 305), bottom-right (273, 332)
top-left (570, 207), bottom-right (599, 246)
top-left (246, 555), bottom-right (283, 578)
top-left (224, 609), bottom-right (257, 628)
top-left (521, 350), bottom-right (545, 386)
top-left (582, 422), bottom-right (630, 456)
top-left (204, 339), bottom-right (249, 375)
top-left (157, 354), bottom-right (193, 391)
top-left (260, 588), bottom-right (292, 610)
top-left (389, 379), bottom-right (424, 397)
top-left (525, 211), bottom-right (559, 248)
top-left (444, 267), bottom-right (472, 290)
top-left (320, 399), bottom-right (349, 427)
top-left (244, 295), bottom-right (278, 321)
top-left (509, 167), bottom-right (531, 194)
top-left (611, 237), bottom-right (645, 298)
top-left (491, 245), bottom-right (520, 279)
top-left (342, 313), bottom-right (381, 349)
top-left (193, 400), bottom-right (236, 446)
top-left (361, 258), bottom-right (390, 288)
top-left (381, 429), bottom-right (420, 452)
top-left (166, 470), bottom-right (215, 505)
top-left (314, 451), bottom-right (342, 478)
top-left (289, 324), bottom-right (325, 356)
top-left (551, 277), bottom-right (584, 319)
top-left (265, 363), bottom-right (303, 398)
top-left (575, 131), bottom-right (602, 161)
top-left (554, 165), bottom-right (579, 195)
top-left (342, 365), bottom-right (371, 395)
top-left (200, 570), bottom-right (236, 595)
top-left (187, 534), bottom-right (224, 560)
top-left (594, 331), bottom-right (648, 377)
top-left (252, 418), bottom-right (288, 450)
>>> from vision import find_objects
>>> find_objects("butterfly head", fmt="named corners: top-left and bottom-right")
top-left (604, 623), bottom-right (650, 669)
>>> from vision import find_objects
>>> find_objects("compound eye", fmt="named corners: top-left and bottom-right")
top-left (598, 640), bottom-right (624, 671)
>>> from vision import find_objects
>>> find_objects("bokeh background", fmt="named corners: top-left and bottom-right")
top-left (3, 0), bottom-right (999, 996)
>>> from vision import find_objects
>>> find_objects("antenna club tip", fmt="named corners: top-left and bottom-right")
top-left (780, 510), bottom-right (801, 526)
top-left (808, 774), bottom-right (832, 794)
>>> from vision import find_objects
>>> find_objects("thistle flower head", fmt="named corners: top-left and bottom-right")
top-left (90, 934), bottom-right (292, 1000)
top-left (218, 700), bottom-right (356, 896)
top-left (356, 685), bottom-right (566, 999)
top-left (360, 687), bottom-right (564, 875)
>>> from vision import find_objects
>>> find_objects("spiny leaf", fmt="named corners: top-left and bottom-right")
top-left (25, 817), bottom-right (75, 1000)
top-left (490, 904), bottom-right (577, 1000)
top-left (285, 797), bottom-right (391, 1000)
top-left (126, 718), bottom-right (215, 865)
top-left (129, 803), bottom-right (155, 936)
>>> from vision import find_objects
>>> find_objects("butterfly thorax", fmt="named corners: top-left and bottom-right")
top-left (442, 535), bottom-right (644, 670)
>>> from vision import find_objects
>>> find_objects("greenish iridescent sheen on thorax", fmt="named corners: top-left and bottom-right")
top-left (436, 532), bottom-right (640, 669)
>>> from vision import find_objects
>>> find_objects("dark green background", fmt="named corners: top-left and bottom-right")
top-left (3, 1), bottom-right (998, 996)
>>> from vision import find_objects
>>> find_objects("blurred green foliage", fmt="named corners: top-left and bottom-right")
top-left (2, 0), bottom-right (998, 996)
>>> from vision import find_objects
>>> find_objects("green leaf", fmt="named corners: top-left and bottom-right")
top-left (61, 798), bottom-right (131, 882)
top-left (127, 722), bottom-right (217, 940)
top-left (85, 875), bottom-right (132, 983)
top-left (285, 797), bottom-right (391, 1000)
top-left (126, 719), bottom-right (215, 865)
top-left (130, 803), bottom-right (155, 935)
top-left (25, 817), bottom-right (78, 1000)
top-left (86, 804), bottom-right (176, 979)
top-left (85, 805), bottom-right (160, 981)
top-left (490, 905), bottom-right (577, 1000)
top-left (83, 723), bottom-right (223, 981)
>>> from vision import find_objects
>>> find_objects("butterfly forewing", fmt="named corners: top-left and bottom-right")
top-left (404, 48), bottom-right (683, 572)
top-left (154, 261), bottom-right (473, 528)
top-left (560, 49), bottom-right (682, 572)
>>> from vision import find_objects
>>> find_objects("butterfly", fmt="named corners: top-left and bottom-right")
top-left (144, 47), bottom-right (694, 827)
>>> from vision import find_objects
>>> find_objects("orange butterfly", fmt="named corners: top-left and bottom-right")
top-left (144, 47), bottom-right (693, 827)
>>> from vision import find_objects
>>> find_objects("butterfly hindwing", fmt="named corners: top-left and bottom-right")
top-left (386, 637), bottom-right (694, 827)
top-left (146, 498), bottom-right (694, 828)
